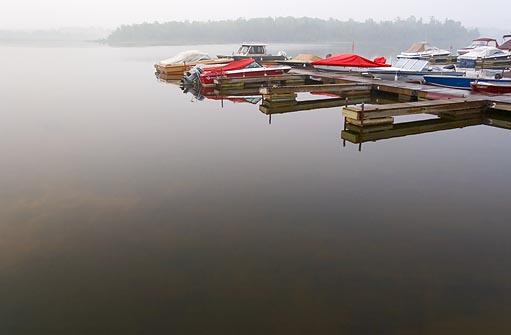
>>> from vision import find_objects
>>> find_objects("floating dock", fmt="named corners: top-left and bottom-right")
top-left (170, 66), bottom-right (511, 137)
top-left (256, 69), bottom-right (511, 124)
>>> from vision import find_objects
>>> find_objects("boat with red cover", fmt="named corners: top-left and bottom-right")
top-left (198, 58), bottom-right (291, 86)
top-left (311, 54), bottom-right (391, 72)
top-left (470, 80), bottom-right (511, 94)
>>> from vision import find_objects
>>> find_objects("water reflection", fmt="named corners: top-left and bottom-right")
top-left (1, 44), bottom-right (511, 334)
top-left (157, 73), bottom-right (511, 151)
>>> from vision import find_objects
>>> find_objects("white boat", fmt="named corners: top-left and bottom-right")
top-left (367, 58), bottom-right (464, 83)
top-left (457, 38), bottom-right (499, 55)
top-left (457, 46), bottom-right (511, 68)
top-left (216, 43), bottom-right (288, 62)
top-left (397, 42), bottom-right (450, 59)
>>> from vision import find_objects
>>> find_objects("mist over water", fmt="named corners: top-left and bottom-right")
top-left (1, 43), bottom-right (511, 334)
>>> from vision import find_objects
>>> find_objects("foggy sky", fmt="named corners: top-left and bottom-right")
top-left (2, 0), bottom-right (508, 30)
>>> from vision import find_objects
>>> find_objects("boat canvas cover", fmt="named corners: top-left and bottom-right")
top-left (312, 54), bottom-right (391, 67)
top-left (203, 58), bottom-right (258, 75)
top-left (292, 54), bottom-right (321, 62)
top-left (459, 46), bottom-right (509, 59)
top-left (403, 42), bottom-right (430, 53)
top-left (159, 50), bottom-right (211, 65)
top-left (500, 35), bottom-right (511, 50)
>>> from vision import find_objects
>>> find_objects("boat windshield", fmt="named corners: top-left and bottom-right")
top-left (246, 61), bottom-right (263, 69)
top-left (237, 46), bottom-right (250, 55)
top-left (469, 40), bottom-right (497, 48)
top-left (237, 45), bottom-right (266, 55)
top-left (393, 58), bottom-right (429, 71)
top-left (249, 46), bottom-right (266, 54)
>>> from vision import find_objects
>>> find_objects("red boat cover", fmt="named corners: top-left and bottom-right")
top-left (312, 54), bottom-right (391, 67)
top-left (203, 58), bottom-right (256, 75)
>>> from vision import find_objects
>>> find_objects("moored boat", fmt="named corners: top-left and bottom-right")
top-left (424, 73), bottom-right (511, 90)
top-left (470, 80), bottom-right (511, 94)
top-left (187, 58), bottom-right (291, 87)
top-left (367, 58), bottom-right (463, 83)
top-left (274, 54), bottom-right (322, 68)
top-left (155, 50), bottom-right (232, 76)
top-left (397, 42), bottom-right (450, 59)
top-left (311, 54), bottom-right (390, 73)
top-left (498, 34), bottom-right (511, 51)
top-left (457, 37), bottom-right (499, 55)
top-left (216, 43), bottom-right (288, 63)
top-left (457, 46), bottom-right (511, 68)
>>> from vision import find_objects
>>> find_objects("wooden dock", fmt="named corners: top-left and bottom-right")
top-left (260, 96), bottom-right (368, 115)
top-left (204, 67), bottom-right (511, 127)
top-left (341, 111), bottom-right (511, 147)
top-left (341, 117), bottom-right (484, 144)
top-left (342, 98), bottom-right (489, 125)
top-left (260, 83), bottom-right (372, 95)
top-left (213, 74), bottom-right (307, 89)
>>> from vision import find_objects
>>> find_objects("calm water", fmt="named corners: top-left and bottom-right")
top-left (1, 43), bottom-right (511, 335)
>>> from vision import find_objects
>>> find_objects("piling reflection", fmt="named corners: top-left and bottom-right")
top-left (341, 111), bottom-right (511, 150)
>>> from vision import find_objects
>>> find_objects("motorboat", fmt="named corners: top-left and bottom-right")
top-left (155, 50), bottom-right (232, 75)
top-left (397, 42), bottom-right (451, 59)
top-left (182, 58), bottom-right (291, 87)
top-left (470, 80), bottom-right (511, 94)
top-left (216, 43), bottom-right (288, 63)
top-left (457, 46), bottom-right (511, 68)
top-left (311, 54), bottom-right (390, 73)
top-left (424, 71), bottom-right (511, 90)
top-left (457, 38), bottom-right (499, 55)
top-left (367, 58), bottom-right (464, 83)
top-left (274, 54), bottom-right (322, 68)
top-left (499, 34), bottom-right (511, 51)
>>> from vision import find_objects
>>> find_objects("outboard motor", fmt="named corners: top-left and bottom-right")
top-left (181, 66), bottom-right (204, 86)
top-left (277, 50), bottom-right (289, 60)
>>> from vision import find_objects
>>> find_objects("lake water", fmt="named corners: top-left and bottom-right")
top-left (1, 43), bottom-right (511, 334)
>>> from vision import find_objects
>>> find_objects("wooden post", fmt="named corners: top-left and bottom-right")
top-left (360, 103), bottom-right (365, 127)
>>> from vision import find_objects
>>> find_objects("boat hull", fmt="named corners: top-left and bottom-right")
top-left (369, 70), bottom-right (464, 83)
top-left (312, 65), bottom-right (375, 73)
top-left (200, 67), bottom-right (291, 86)
top-left (471, 81), bottom-right (511, 94)
top-left (424, 75), bottom-right (511, 89)
top-left (155, 58), bottom-right (232, 75)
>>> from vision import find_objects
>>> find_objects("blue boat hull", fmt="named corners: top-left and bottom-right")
top-left (424, 75), bottom-right (511, 90)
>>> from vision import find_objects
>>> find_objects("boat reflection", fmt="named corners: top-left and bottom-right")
top-left (182, 85), bottom-right (262, 104)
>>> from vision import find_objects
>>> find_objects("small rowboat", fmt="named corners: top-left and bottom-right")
top-left (470, 81), bottom-right (511, 94)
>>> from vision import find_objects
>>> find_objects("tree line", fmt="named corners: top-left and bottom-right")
top-left (106, 16), bottom-right (479, 50)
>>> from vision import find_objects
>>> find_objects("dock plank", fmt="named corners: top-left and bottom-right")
top-left (342, 117), bottom-right (483, 143)
top-left (259, 83), bottom-right (372, 95)
top-left (343, 98), bottom-right (489, 120)
top-left (214, 74), bottom-right (307, 85)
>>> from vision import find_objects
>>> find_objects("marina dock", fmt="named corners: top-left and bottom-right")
top-left (166, 65), bottom-right (511, 143)
top-left (252, 68), bottom-right (511, 126)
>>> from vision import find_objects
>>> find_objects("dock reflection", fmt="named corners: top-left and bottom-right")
top-left (341, 111), bottom-right (511, 150)
top-left (157, 75), bottom-right (510, 148)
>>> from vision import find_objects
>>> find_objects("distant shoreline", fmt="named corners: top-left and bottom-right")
top-left (105, 16), bottom-right (479, 49)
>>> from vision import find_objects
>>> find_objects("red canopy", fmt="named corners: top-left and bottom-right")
top-left (312, 54), bottom-right (390, 67)
top-left (203, 58), bottom-right (256, 75)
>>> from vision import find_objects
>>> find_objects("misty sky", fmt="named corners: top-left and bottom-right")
top-left (2, 0), bottom-right (508, 30)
